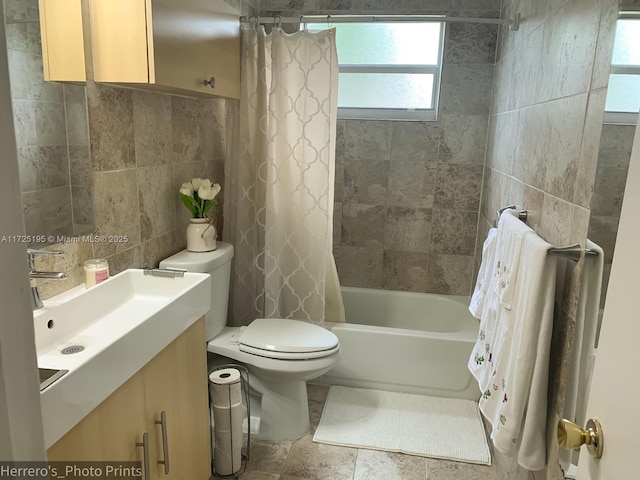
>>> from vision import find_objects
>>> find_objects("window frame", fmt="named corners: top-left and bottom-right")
top-left (306, 19), bottom-right (446, 122)
top-left (603, 17), bottom-right (640, 125)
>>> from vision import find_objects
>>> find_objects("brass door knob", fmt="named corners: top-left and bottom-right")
top-left (557, 418), bottom-right (604, 459)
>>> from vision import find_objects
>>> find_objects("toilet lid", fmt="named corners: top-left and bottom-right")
top-left (239, 318), bottom-right (339, 360)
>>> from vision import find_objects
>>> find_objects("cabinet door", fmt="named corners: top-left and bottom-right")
top-left (173, 318), bottom-right (211, 479)
top-left (141, 318), bottom-right (211, 480)
top-left (88, 0), bottom-right (152, 83)
top-left (151, 0), bottom-right (240, 99)
top-left (141, 332), bottom-right (179, 480)
top-left (38, 0), bottom-right (86, 81)
top-left (47, 371), bottom-right (146, 463)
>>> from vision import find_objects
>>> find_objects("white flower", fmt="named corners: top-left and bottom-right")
top-left (179, 182), bottom-right (194, 197)
top-left (191, 178), bottom-right (204, 190)
top-left (181, 178), bottom-right (220, 218)
top-left (198, 183), bottom-right (221, 201)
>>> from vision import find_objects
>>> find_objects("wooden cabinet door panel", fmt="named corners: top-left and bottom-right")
top-left (47, 372), bottom-right (145, 463)
top-left (173, 319), bottom-right (211, 479)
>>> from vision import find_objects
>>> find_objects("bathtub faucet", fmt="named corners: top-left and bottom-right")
top-left (27, 248), bottom-right (67, 310)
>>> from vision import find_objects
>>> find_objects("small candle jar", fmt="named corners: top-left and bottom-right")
top-left (84, 259), bottom-right (109, 288)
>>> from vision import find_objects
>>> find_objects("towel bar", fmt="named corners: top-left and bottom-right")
top-left (548, 244), bottom-right (598, 263)
top-left (498, 206), bottom-right (599, 263)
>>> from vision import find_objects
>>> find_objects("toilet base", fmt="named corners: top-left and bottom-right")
top-left (249, 374), bottom-right (311, 441)
top-left (207, 353), bottom-right (313, 441)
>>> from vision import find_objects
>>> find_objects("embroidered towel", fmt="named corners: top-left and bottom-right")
top-left (469, 227), bottom-right (498, 319)
top-left (495, 214), bottom-right (529, 310)
top-left (468, 211), bottom-right (557, 471)
top-left (469, 210), bottom-right (523, 388)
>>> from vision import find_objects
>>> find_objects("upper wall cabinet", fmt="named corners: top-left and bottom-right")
top-left (39, 0), bottom-right (87, 82)
top-left (38, 0), bottom-right (240, 99)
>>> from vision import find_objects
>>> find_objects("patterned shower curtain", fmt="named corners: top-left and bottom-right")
top-left (224, 26), bottom-right (345, 326)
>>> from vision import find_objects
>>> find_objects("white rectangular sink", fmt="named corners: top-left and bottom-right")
top-left (34, 269), bottom-right (211, 449)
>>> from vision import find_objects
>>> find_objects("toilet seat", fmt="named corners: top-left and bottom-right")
top-left (239, 318), bottom-right (339, 360)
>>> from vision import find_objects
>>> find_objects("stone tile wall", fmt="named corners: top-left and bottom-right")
top-left (260, 0), bottom-right (500, 295)
top-left (588, 123), bottom-right (635, 308)
top-left (27, 0), bottom-right (257, 299)
top-left (4, 0), bottom-right (93, 238)
top-left (35, 85), bottom-right (230, 298)
top-left (481, 0), bottom-right (617, 478)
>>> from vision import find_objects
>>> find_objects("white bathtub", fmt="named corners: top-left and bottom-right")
top-left (320, 286), bottom-right (480, 401)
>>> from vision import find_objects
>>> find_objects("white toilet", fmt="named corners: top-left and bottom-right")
top-left (160, 242), bottom-right (340, 440)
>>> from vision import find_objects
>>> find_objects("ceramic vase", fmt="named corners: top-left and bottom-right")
top-left (186, 218), bottom-right (217, 252)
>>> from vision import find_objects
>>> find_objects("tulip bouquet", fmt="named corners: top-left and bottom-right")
top-left (179, 178), bottom-right (221, 219)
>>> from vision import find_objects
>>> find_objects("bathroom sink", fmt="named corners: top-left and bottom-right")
top-left (34, 269), bottom-right (211, 448)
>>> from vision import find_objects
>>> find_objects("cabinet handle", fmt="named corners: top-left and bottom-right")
top-left (155, 411), bottom-right (170, 474)
top-left (136, 432), bottom-right (150, 480)
top-left (203, 76), bottom-right (216, 88)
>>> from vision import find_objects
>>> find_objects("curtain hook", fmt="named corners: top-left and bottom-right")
top-left (327, 14), bottom-right (331, 28)
top-left (251, 16), bottom-right (258, 30)
top-left (277, 15), bottom-right (283, 30)
top-left (300, 15), bottom-right (306, 31)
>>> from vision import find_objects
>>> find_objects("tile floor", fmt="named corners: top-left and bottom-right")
top-left (216, 384), bottom-right (501, 480)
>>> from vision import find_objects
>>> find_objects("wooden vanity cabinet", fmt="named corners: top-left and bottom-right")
top-left (47, 318), bottom-right (211, 480)
top-left (38, 0), bottom-right (240, 99)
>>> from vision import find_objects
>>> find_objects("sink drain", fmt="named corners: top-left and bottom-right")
top-left (61, 345), bottom-right (85, 355)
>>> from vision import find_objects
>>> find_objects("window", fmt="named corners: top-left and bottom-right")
top-left (305, 20), bottom-right (445, 121)
top-left (604, 17), bottom-right (640, 124)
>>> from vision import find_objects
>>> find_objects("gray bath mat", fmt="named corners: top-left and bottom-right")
top-left (313, 386), bottom-right (491, 465)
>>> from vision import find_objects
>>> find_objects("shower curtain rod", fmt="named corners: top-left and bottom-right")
top-left (241, 14), bottom-right (521, 31)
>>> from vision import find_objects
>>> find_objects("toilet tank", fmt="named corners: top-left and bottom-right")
top-left (159, 242), bottom-right (234, 341)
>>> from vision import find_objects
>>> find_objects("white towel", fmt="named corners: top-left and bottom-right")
top-left (469, 209), bottom-right (527, 388)
top-left (559, 240), bottom-right (604, 472)
top-left (469, 227), bottom-right (498, 319)
top-left (494, 214), bottom-right (530, 310)
top-left (468, 210), bottom-right (557, 471)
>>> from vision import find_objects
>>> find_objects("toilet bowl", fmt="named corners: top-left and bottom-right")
top-left (160, 243), bottom-right (340, 440)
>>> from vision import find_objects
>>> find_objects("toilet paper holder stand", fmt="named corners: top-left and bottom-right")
top-left (209, 363), bottom-right (252, 478)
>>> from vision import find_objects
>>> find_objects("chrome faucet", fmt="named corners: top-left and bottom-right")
top-left (27, 249), bottom-right (67, 310)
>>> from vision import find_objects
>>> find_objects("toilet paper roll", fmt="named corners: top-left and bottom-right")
top-left (214, 444), bottom-right (242, 476)
top-left (210, 369), bottom-right (244, 476)
top-left (209, 368), bottom-right (242, 407)
top-left (213, 403), bottom-right (243, 476)
top-left (214, 427), bottom-right (243, 451)
top-left (212, 402), bottom-right (243, 431)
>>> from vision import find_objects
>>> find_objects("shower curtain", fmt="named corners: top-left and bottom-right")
top-left (224, 26), bottom-right (345, 327)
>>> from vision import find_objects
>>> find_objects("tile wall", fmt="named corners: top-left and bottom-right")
top-left (481, 0), bottom-right (618, 478)
top-left (588, 124), bottom-right (635, 308)
top-left (4, 0), bottom-right (93, 238)
top-left (260, 0), bottom-right (501, 296)
top-left (27, 0), bottom-right (258, 299)
top-left (34, 85), bottom-right (230, 298)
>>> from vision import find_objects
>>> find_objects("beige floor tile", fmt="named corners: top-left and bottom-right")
top-left (282, 433), bottom-right (357, 480)
top-left (246, 439), bottom-right (293, 474)
top-left (307, 383), bottom-right (330, 403)
top-left (235, 470), bottom-right (281, 480)
top-left (425, 458), bottom-right (497, 480)
top-left (245, 383), bottom-right (504, 480)
top-left (307, 384), bottom-right (330, 432)
top-left (353, 449), bottom-right (427, 480)
top-left (213, 470), bottom-right (280, 480)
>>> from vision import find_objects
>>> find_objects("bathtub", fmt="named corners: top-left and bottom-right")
top-left (320, 286), bottom-right (480, 401)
